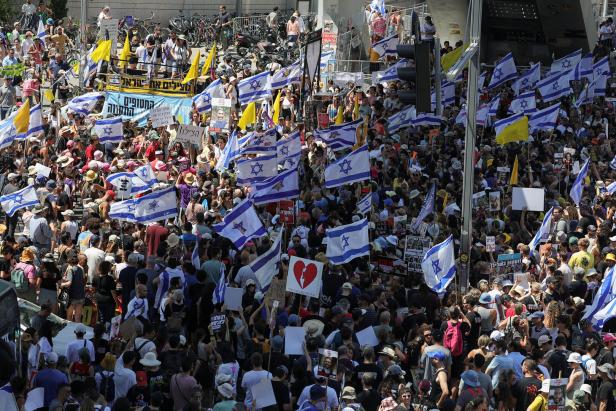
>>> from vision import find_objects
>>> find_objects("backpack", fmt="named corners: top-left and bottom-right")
top-left (548, 349), bottom-right (571, 378)
top-left (98, 371), bottom-right (115, 403)
top-left (11, 267), bottom-right (28, 292)
top-left (443, 320), bottom-right (464, 357)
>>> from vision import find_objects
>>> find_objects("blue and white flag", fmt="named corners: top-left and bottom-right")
top-left (508, 91), bottom-right (536, 114)
top-left (593, 56), bottom-right (610, 79)
top-left (528, 207), bottom-right (554, 250)
top-left (193, 79), bottom-right (224, 113)
top-left (570, 158), bottom-right (589, 206)
top-left (67, 92), bottom-right (105, 115)
top-left (271, 61), bottom-right (302, 89)
top-left (477, 71), bottom-right (488, 90)
top-left (455, 106), bottom-right (467, 125)
top-left (412, 113), bottom-right (442, 127)
top-left (421, 235), bottom-right (456, 297)
top-left (370, 0), bottom-right (386, 14)
top-left (0, 111), bottom-right (18, 150)
top-left (591, 290), bottom-right (616, 330)
top-left (512, 63), bottom-right (540, 95)
top-left (551, 49), bottom-right (581, 73)
top-left (191, 239), bottom-right (200, 269)
top-left (488, 96), bottom-right (500, 117)
top-left (213, 198), bottom-right (267, 249)
top-left (106, 172), bottom-right (154, 196)
top-left (251, 230), bottom-right (282, 290)
top-left (277, 131), bottom-right (302, 165)
top-left (326, 218), bottom-right (370, 265)
top-left (324, 144), bottom-right (370, 189)
top-left (109, 198), bottom-right (137, 222)
top-left (372, 34), bottom-right (399, 58)
top-left (583, 266), bottom-right (616, 328)
top-left (238, 71), bottom-right (272, 105)
top-left (240, 130), bottom-right (277, 156)
top-left (375, 59), bottom-right (408, 83)
top-left (134, 164), bottom-right (158, 185)
top-left (431, 81), bottom-right (456, 111)
top-left (0, 185), bottom-right (39, 216)
top-left (610, 155), bottom-right (616, 172)
top-left (411, 184), bottom-right (435, 232)
top-left (212, 270), bottom-right (227, 305)
top-left (320, 50), bottom-right (335, 69)
top-left (93, 117), bottom-right (123, 143)
top-left (26, 104), bottom-right (43, 139)
top-left (476, 104), bottom-right (490, 126)
top-left (215, 131), bottom-right (241, 171)
top-left (315, 118), bottom-right (362, 151)
top-left (529, 102), bottom-right (560, 133)
top-left (357, 192), bottom-right (372, 215)
top-left (251, 167), bottom-right (300, 205)
top-left (133, 186), bottom-right (178, 224)
top-left (537, 71), bottom-right (573, 102)
top-left (607, 181), bottom-right (616, 194)
top-left (36, 19), bottom-right (46, 43)
top-left (388, 105), bottom-right (416, 133)
top-left (570, 52), bottom-right (593, 81)
top-left (236, 154), bottom-right (278, 186)
top-left (488, 53), bottom-right (517, 89)
top-left (575, 76), bottom-right (600, 108)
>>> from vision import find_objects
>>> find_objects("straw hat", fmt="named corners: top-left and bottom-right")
top-left (183, 172), bottom-right (195, 185)
top-left (20, 248), bottom-right (35, 263)
top-left (84, 170), bottom-right (98, 182)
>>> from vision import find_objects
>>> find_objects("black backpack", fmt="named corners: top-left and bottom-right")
top-left (548, 349), bottom-right (571, 378)
top-left (98, 371), bottom-right (115, 403)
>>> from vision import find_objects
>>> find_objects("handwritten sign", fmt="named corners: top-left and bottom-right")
top-left (210, 314), bottom-right (226, 332)
top-left (149, 105), bottom-right (173, 128)
top-left (176, 124), bottom-right (204, 146)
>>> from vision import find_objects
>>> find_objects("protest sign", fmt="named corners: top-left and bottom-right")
top-left (224, 287), bottom-right (244, 311)
top-left (512, 187), bottom-right (545, 211)
top-left (317, 348), bottom-right (338, 380)
top-left (103, 91), bottom-right (192, 126)
top-left (472, 191), bottom-right (489, 209)
top-left (404, 235), bottom-right (432, 273)
top-left (284, 326), bottom-right (306, 355)
top-left (34, 163), bottom-right (51, 177)
top-left (489, 191), bottom-right (501, 211)
top-left (176, 124), bottom-right (204, 146)
top-left (286, 256), bottom-right (323, 298)
top-left (210, 98), bottom-right (232, 132)
top-left (547, 378), bottom-right (567, 410)
top-left (149, 105), bottom-right (173, 128)
top-left (485, 236), bottom-right (496, 252)
top-left (250, 379), bottom-right (277, 409)
top-left (490, 253), bottom-right (523, 282)
top-left (318, 112), bottom-right (330, 128)
top-left (372, 255), bottom-right (408, 276)
top-left (210, 314), bottom-right (226, 332)
top-left (265, 278), bottom-right (286, 308)
top-left (99, 19), bottom-right (119, 51)
top-left (407, 219), bottom-right (428, 236)
top-left (496, 166), bottom-right (510, 186)
top-left (355, 326), bottom-right (379, 347)
top-left (279, 200), bottom-right (295, 225)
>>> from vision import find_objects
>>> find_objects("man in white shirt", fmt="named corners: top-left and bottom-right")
top-left (297, 376), bottom-right (340, 410)
top-left (132, 323), bottom-right (157, 358)
top-left (84, 235), bottom-right (105, 283)
top-left (21, 31), bottom-right (34, 58)
top-left (65, 324), bottom-right (95, 364)
top-left (240, 353), bottom-right (272, 408)
top-left (114, 351), bottom-right (137, 399)
top-left (97, 6), bottom-right (111, 27)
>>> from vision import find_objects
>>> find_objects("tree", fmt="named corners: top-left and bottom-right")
top-left (49, 0), bottom-right (68, 20)
top-left (0, 2), bottom-right (14, 25)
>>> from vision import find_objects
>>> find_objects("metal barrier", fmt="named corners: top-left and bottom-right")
top-left (333, 59), bottom-right (385, 74)
top-left (232, 15), bottom-right (268, 37)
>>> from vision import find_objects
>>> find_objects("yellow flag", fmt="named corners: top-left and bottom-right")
top-left (509, 155), bottom-right (519, 186)
top-left (91, 40), bottom-right (112, 63)
top-left (441, 43), bottom-right (467, 71)
top-left (335, 106), bottom-right (344, 124)
top-left (238, 102), bottom-right (256, 130)
top-left (13, 99), bottom-right (30, 134)
top-left (119, 34), bottom-right (131, 69)
top-left (44, 89), bottom-right (55, 102)
top-left (272, 91), bottom-right (281, 125)
top-left (181, 51), bottom-right (201, 84)
top-left (200, 43), bottom-right (216, 77)
top-left (495, 115), bottom-right (529, 145)
top-left (442, 192), bottom-right (449, 211)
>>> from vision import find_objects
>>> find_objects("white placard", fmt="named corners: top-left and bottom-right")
top-left (250, 378), bottom-right (277, 409)
top-left (176, 124), bottom-right (204, 146)
top-left (284, 326), bottom-right (306, 355)
top-left (332, 72), bottom-right (364, 87)
top-left (34, 163), bottom-right (51, 177)
top-left (224, 287), bottom-right (244, 311)
top-left (485, 236), bottom-right (496, 252)
top-left (99, 19), bottom-right (119, 51)
top-left (24, 387), bottom-right (44, 411)
top-left (286, 256), bottom-right (324, 298)
top-left (355, 326), bottom-right (379, 347)
top-left (149, 105), bottom-right (173, 128)
top-left (511, 187), bottom-right (545, 211)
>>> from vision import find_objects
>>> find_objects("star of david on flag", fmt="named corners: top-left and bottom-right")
top-left (25, 104), bottom-right (43, 140)
top-left (487, 52), bottom-right (517, 89)
top-left (508, 91), bottom-right (536, 114)
top-left (421, 235), bottom-right (456, 297)
top-left (109, 186), bottom-right (178, 224)
top-left (550, 49), bottom-right (581, 74)
top-left (67, 91), bottom-right (105, 115)
top-left (314, 118), bottom-right (363, 152)
top-left (271, 60), bottom-right (302, 89)
top-left (93, 117), bottom-right (123, 143)
top-left (236, 154), bottom-right (278, 186)
top-left (213, 198), bottom-right (267, 249)
top-left (326, 218), bottom-right (370, 265)
top-left (250, 229), bottom-right (283, 291)
top-left (193, 79), bottom-right (225, 113)
top-left (0, 185), bottom-right (39, 216)
top-left (512, 63), bottom-right (540, 95)
top-left (324, 145), bottom-right (370, 189)
top-left (250, 167), bottom-right (300, 206)
top-left (277, 131), bottom-right (302, 170)
top-left (238, 71), bottom-right (272, 105)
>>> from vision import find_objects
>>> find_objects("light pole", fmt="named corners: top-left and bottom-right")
top-left (79, 0), bottom-right (88, 87)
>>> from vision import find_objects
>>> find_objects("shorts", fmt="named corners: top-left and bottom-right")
top-left (70, 299), bottom-right (85, 306)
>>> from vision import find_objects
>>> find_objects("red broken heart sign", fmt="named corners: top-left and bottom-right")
top-left (293, 260), bottom-right (318, 289)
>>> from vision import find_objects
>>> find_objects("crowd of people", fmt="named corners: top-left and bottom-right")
top-left (0, 1), bottom-right (616, 411)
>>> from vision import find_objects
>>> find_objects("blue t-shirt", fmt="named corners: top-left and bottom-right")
top-left (33, 368), bottom-right (69, 406)
top-left (486, 354), bottom-right (514, 388)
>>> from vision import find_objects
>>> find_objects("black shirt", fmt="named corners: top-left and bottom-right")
top-left (263, 380), bottom-right (291, 411)
top-left (356, 388), bottom-right (380, 411)
top-left (93, 274), bottom-right (116, 304)
top-left (513, 376), bottom-right (541, 411)
top-left (598, 380), bottom-right (616, 410)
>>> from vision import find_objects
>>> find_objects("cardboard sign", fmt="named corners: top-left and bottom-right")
top-left (34, 163), bottom-right (51, 177)
top-left (317, 348), bottom-right (338, 380)
top-left (265, 277), bottom-right (286, 307)
top-left (149, 105), bottom-right (173, 128)
top-left (284, 326), bottom-right (306, 355)
top-left (209, 98), bottom-right (232, 132)
top-left (224, 287), bottom-right (244, 311)
top-left (98, 19), bottom-right (119, 52)
top-left (512, 187), bottom-right (545, 211)
top-left (286, 256), bottom-right (324, 298)
top-left (404, 235), bottom-right (432, 273)
top-left (176, 124), bottom-right (204, 146)
top-left (210, 314), bottom-right (226, 332)
top-left (485, 236), bottom-right (496, 252)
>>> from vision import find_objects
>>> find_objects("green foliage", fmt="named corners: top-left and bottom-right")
top-left (0, 2), bottom-right (14, 25)
top-left (50, 0), bottom-right (68, 20)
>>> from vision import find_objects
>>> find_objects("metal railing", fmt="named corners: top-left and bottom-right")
top-left (232, 14), bottom-right (269, 38)
top-left (333, 59), bottom-right (385, 74)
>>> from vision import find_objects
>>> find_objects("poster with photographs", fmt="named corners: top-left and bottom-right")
top-left (407, 218), bottom-right (428, 236)
top-left (547, 378), bottom-right (567, 410)
top-left (472, 191), bottom-right (489, 209)
top-left (392, 216), bottom-right (407, 235)
top-left (553, 152), bottom-right (563, 173)
top-left (317, 349), bottom-right (338, 380)
top-left (485, 236), bottom-right (496, 252)
top-left (488, 191), bottom-right (501, 212)
top-left (210, 98), bottom-right (232, 133)
top-left (489, 252), bottom-right (523, 283)
top-left (496, 167), bottom-right (510, 186)
top-left (404, 235), bottom-right (432, 274)
top-left (372, 255), bottom-right (408, 277)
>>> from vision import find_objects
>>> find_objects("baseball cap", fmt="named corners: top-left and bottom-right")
top-left (426, 351), bottom-right (446, 361)
top-left (538, 335), bottom-right (552, 345)
top-left (603, 333), bottom-right (616, 343)
top-left (46, 352), bottom-right (59, 363)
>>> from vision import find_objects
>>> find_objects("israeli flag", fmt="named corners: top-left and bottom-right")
top-left (134, 164), bottom-right (158, 185)
top-left (592, 72), bottom-right (609, 97)
top-left (512, 63), bottom-right (540, 95)
top-left (271, 61), bottom-right (302, 89)
top-left (537, 71), bottom-right (573, 102)
top-left (0, 185), bottom-right (39, 217)
top-left (240, 130), bottom-right (277, 156)
top-left (106, 172), bottom-right (154, 196)
top-left (236, 154), bottom-right (278, 186)
top-left (67, 92), bottom-right (105, 115)
top-left (487, 96), bottom-right (500, 117)
top-left (529, 103), bottom-right (560, 133)
top-left (0, 112), bottom-right (18, 150)
top-left (488, 53), bottom-right (517, 89)
top-left (412, 113), bottom-right (442, 127)
top-left (213, 198), bottom-right (267, 249)
top-left (26, 104), bottom-right (43, 139)
top-left (370, 0), bottom-right (386, 14)
top-left (528, 207), bottom-right (553, 250)
top-left (607, 181), bottom-right (616, 194)
top-left (575, 76), bottom-right (600, 108)
top-left (357, 193), bottom-right (372, 215)
top-left (455, 106), bottom-right (466, 125)
top-left (476, 104), bottom-right (491, 127)
top-left (93, 117), bottom-right (123, 143)
top-left (569, 158), bottom-right (589, 206)
top-left (388, 105), bottom-right (416, 133)
top-left (591, 293), bottom-right (616, 330)
top-left (320, 50), bottom-right (335, 69)
top-left (570, 52), bottom-right (593, 81)
top-left (109, 198), bottom-right (137, 222)
top-left (593, 56), bottom-right (610, 79)
top-left (324, 144), bottom-right (370, 189)
top-left (277, 131), bottom-right (302, 164)
top-left (411, 184), bottom-right (435, 232)
top-left (193, 79), bottom-right (224, 113)
top-left (212, 271), bottom-right (227, 305)
top-left (315, 118), bottom-right (362, 151)
top-left (238, 71), bottom-right (272, 105)
top-left (583, 266), bottom-right (616, 328)
top-left (326, 218), bottom-right (370, 265)
top-left (251, 230), bottom-right (282, 290)
top-left (508, 91), bottom-right (536, 114)
top-left (372, 34), bottom-right (399, 58)
top-left (477, 71), bottom-right (488, 90)
top-left (431, 81), bottom-right (456, 111)
top-left (422, 235), bottom-right (456, 297)
top-left (251, 167), bottom-right (300, 205)
top-left (134, 186), bottom-right (178, 224)
top-left (215, 131), bottom-right (242, 171)
top-left (551, 49), bottom-right (581, 74)
top-left (36, 19), bottom-right (46, 43)
top-left (375, 59), bottom-right (407, 83)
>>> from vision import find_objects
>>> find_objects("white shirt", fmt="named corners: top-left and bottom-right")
top-left (114, 366), bottom-right (137, 399)
top-left (240, 369), bottom-right (271, 407)
top-left (22, 3), bottom-right (36, 15)
top-left (84, 247), bottom-right (105, 283)
top-left (66, 338), bottom-right (95, 364)
top-left (132, 337), bottom-right (156, 358)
